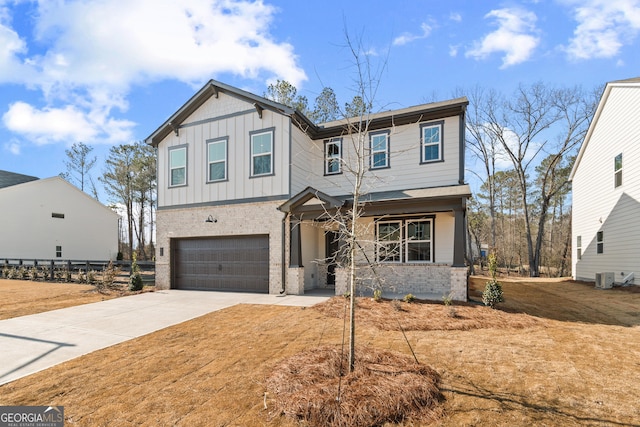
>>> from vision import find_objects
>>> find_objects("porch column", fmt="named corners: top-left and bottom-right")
top-left (453, 205), bottom-right (466, 267)
top-left (289, 217), bottom-right (303, 267)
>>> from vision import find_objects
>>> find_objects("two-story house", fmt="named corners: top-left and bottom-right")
top-left (145, 80), bottom-right (470, 300)
top-left (570, 77), bottom-right (640, 286)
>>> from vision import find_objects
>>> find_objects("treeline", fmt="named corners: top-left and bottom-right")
top-left (61, 141), bottom-right (156, 260)
top-left (463, 82), bottom-right (600, 277)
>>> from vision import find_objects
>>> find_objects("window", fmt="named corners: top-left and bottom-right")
top-left (51, 213), bottom-right (65, 219)
top-left (370, 131), bottom-right (389, 169)
top-left (420, 121), bottom-right (443, 163)
top-left (169, 146), bottom-right (187, 187)
top-left (250, 129), bottom-right (274, 176)
top-left (55, 246), bottom-right (62, 258)
top-left (577, 236), bottom-right (582, 260)
top-left (597, 231), bottom-right (604, 254)
top-left (406, 220), bottom-right (432, 262)
top-left (207, 138), bottom-right (227, 182)
top-left (377, 221), bottom-right (402, 262)
top-left (325, 138), bottom-right (342, 175)
top-left (376, 218), bottom-right (434, 263)
top-left (615, 153), bottom-right (622, 188)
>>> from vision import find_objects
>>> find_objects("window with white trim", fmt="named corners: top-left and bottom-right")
top-left (250, 129), bottom-right (273, 176)
top-left (325, 138), bottom-right (342, 175)
top-left (377, 221), bottom-right (402, 262)
top-left (169, 146), bottom-right (187, 187)
top-left (207, 138), bottom-right (227, 182)
top-left (376, 218), bottom-right (434, 263)
top-left (420, 121), bottom-right (443, 163)
top-left (614, 153), bottom-right (622, 188)
top-left (576, 235), bottom-right (582, 260)
top-left (406, 220), bottom-right (432, 262)
top-left (370, 131), bottom-right (389, 169)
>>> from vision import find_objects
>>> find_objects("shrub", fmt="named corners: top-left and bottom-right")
top-left (482, 279), bottom-right (504, 309)
top-left (19, 266), bottom-right (29, 280)
top-left (29, 266), bottom-right (39, 280)
top-left (442, 293), bottom-right (453, 306)
top-left (403, 293), bottom-right (416, 303)
top-left (128, 252), bottom-right (143, 292)
top-left (373, 288), bottom-right (382, 302)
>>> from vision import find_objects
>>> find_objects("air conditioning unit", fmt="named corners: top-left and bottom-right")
top-left (595, 272), bottom-right (614, 289)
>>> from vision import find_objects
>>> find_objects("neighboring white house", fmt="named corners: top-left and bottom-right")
top-left (570, 77), bottom-right (640, 286)
top-left (0, 172), bottom-right (119, 261)
top-left (145, 80), bottom-right (470, 300)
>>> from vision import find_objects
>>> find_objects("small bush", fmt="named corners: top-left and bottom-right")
top-left (403, 293), bottom-right (416, 303)
top-left (19, 266), bottom-right (29, 280)
top-left (129, 253), bottom-right (144, 292)
top-left (482, 279), bottom-right (504, 309)
top-left (442, 293), bottom-right (453, 306)
top-left (29, 266), bottom-right (39, 280)
top-left (373, 288), bottom-right (383, 302)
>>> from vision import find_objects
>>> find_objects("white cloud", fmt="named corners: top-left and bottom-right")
top-left (0, 0), bottom-right (307, 145)
top-left (466, 8), bottom-right (540, 68)
top-left (2, 101), bottom-right (135, 145)
top-left (449, 45), bottom-right (459, 57)
top-left (564, 0), bottom-right (640, 60)
top-left (393, 22), bottom-right (433, 46)
top-left (3, 140), bottom-right (20, 155)
top-left (450, 12), bottom-right (462, 22)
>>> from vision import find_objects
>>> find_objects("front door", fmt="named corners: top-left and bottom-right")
top-left (325, 231), bottom-right (339, 287)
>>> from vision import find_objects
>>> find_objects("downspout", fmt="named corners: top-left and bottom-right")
top-left (280, 212), bottom-right (288, 294)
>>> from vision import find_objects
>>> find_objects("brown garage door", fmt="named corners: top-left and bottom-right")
top-left (172, 235), bottom-right (269, 292)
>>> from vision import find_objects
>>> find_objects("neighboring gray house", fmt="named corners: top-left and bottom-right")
top-left (0, 172), bottom-right (119, 261)
top-left (146, 80), bottom-right (470, 300)
top-left (570, 77), bottom-right (640, 286)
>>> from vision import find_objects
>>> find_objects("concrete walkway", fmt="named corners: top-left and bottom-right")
top-left (0, 290), bottom-right (330, 386)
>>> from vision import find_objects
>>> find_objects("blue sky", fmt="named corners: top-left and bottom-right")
top-left (1, 0), bottom-right (639, 200)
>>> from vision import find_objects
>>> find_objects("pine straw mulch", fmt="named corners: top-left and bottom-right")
top-left (266, 345), bottom-right (443, 427)
top-left (312, 296), bottom-right (542, 331)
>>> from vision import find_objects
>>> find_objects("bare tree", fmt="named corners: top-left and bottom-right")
top-left (61, 142), bottom-right (97, 195)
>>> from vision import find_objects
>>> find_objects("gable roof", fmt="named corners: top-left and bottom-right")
top-left (0, 170), bottom-right (39, 189)
top-left (145, 79), bottom-right (469, 147)
top-left (570, 77), bottom-right (640, 180)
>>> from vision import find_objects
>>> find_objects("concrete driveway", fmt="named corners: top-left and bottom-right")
top-left (0, 290), bottom-right (330, 386)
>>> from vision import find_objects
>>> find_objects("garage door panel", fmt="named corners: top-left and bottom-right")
top-left (173, 235), bottom-right (269, 292)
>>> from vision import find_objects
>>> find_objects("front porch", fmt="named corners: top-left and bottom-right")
top-left (279, 186), bottom-right (471, 301)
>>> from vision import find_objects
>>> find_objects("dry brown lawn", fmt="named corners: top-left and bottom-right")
top-left (1, 276), bottom-right (640, 426)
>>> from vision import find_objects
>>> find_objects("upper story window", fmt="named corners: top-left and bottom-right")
top-left (325, 138), bottom-right (342, 175)
top-left (169, 145), bottom-right (187, 187)
top-left (420, 121), bottom-right (443, 163)
top-left (370, 131), bottom-right (389, 169)
top-left (250, 128), bottom-right (274, 177)
top-left (597, 231), bottom-right (604, 254)
top-left (207, 137), bottom-right (227, 182)
top-left (614, 153), bottom-right (622, 188)
top-left (576, 235), bottom-right (582, 260)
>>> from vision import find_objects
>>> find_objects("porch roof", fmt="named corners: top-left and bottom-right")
top-left (282, 184), bottom-right (471, 217)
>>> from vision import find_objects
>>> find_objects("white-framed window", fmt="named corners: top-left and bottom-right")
top-left (614, 153), bottom-right (622, 188)
top-left (597, 231), bottom-right (604, 254)
top-left (376, 218), bottom-right (434, 263)
top-left (325, 138), bottom-right (342, 175)
top-left (376, 221), bottom-right (402, 262)
top-left (420, 121), bottom-right (443, 163)
top-left (169, 145), bottom-right (187, 187)
top-left (370, 131), bottom-right (389, 169)
top-left (576, 235), bottom-right (582, 260)
top-left (405, 219), bottom-right (432, 262)
top-left (250, 129), bottom-right (274, 176)
top-left (207, 137), bottom-right (227, 182)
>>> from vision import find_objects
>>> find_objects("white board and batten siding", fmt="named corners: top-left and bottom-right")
top-left (290, 116), bottom-right (462, 197)
top-left (157, 92), bottom-right (291, 208)
top-left (572, 83), bottom-right (640, 283)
